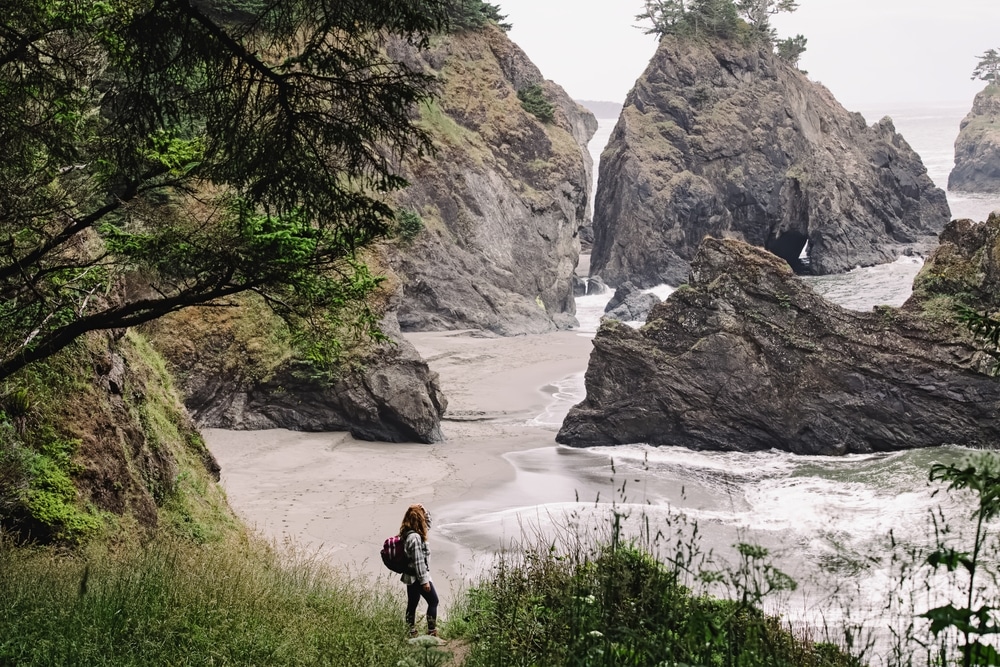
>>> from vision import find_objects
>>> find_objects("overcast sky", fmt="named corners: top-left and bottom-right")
top-left (497, 0), bottom-right (1000, 110)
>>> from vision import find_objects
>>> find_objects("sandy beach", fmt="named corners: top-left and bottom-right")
top-left (202, 327), bottom-right (602, 599)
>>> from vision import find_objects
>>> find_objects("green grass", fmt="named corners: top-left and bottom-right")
top-left (447, 527), bottom-right (859, 667)
top-left (0, 537), bottom-right (423, 666)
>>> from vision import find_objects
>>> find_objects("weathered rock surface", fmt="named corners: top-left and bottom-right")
top-left (591, 35), bottom-right (950, 287)
top-left (949, 85), bottom-right (1000, 193)
top-left (603, 282), bottom-right (661, 322)
top-left (388, 26), bottom-right (597, 335)
top-left (148, 306), bottom-right (447, 444)
top-left (557, 233), bottom-right (1000, 455)
top-left (908, 213), bottom-right (1000, 312)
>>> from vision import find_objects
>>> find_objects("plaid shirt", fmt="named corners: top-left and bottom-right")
top-left (401, 530), bottom-right (431, 586)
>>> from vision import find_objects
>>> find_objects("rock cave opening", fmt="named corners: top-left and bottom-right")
top-left (766, 231), bottom-right (811, 275)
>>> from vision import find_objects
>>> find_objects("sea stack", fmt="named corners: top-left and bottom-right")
top-left (557, 223), bottom-right (1000, 455)
top-left (949, 84), bottom-right (1000, 193)
top-left (591, 34), bottom-right (950, 287)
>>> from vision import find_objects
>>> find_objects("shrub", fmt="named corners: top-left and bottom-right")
top-left (446, 0), bottom-right (511, 32)
top-left (451, 525), bottom-right (859, 666)
top-left (517, 85), bottom-right (555, 124)
top-left (397, 208), bottom-right (425, 244)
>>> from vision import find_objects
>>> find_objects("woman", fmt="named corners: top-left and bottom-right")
top-left (399, 503), bottom-right (441, 639)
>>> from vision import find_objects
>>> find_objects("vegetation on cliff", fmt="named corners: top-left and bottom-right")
top-left (637, 0), bottom-right (807, 66)
top-left (0, 0), bottom-right (454, 383)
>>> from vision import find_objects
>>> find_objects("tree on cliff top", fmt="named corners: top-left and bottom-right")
top-left (972, 48), bottom-right (1000, 85)
top-left (637, 0), bottom-right (797, 41)
top-left (447, 0), bottom-right (511, 32)
top-left (0, 0), bottom-right (452, 382)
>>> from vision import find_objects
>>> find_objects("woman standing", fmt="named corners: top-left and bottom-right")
top-left (399, 503), bottom-right (441, 639)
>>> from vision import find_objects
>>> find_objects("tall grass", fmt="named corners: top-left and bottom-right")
top-left (0, 536), bottom-right (418, 666)
top-left (447, 504), bottom-right (860, 667)
top-left (446, 451), bottom-right (1000, 667)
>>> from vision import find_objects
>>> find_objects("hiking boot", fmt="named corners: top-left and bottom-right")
top-left (408, 626), bottom-right (418, 639)
top-left (427, 628), bottom-right (447, 645)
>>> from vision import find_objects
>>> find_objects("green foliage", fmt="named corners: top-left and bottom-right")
top-left (446, 0), bottom-right (511, 32)
top-left (452, 527), bottom-right (857, 667)
top-left (777, 34), bottom-right (808, 68)
top-left (22, 439), bottom-right (103, 541)
top-left (0, 538), bottom-right (423, 666)
top-left (398, 635), bottom-right (452, 666)
top-left (397, 209), bottom-right (425, 244)
top-left (919, 454), bottom-right (1000, 667)
top-left (518, 84), bottom-right (556, 124)
top-left (0, 0), bottom-right (452, 382)
top-left (972, 48), bottom-right (1000, 84)
top-left (637, 0), bottom-right (798, 41)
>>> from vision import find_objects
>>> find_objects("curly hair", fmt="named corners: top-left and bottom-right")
top-left (399, 503), bottom-right (430, 541)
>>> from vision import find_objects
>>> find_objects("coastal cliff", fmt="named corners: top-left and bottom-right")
top-left (0, 330), bottom-right (230, 542)
top-left (557, 218), bottom-right (1000, 455)
top-left (591, 34), bottom-right (950, 287)
top-left (388, 25), bottom-right (597, 335)
top-left (949, 84), bottom-right (1000, 193)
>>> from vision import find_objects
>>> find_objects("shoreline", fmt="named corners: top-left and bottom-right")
top-left (202, 328), bottom-right (598, 600)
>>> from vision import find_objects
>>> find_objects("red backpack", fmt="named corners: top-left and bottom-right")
top-left (381, 534), bottom-right (416, 575)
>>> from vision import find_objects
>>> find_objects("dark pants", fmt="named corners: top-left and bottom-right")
top-left (406, 582), bottom-right (439, 630)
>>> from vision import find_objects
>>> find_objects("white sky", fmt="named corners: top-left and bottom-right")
top-left (497, 0), bottom-right (1000, 109)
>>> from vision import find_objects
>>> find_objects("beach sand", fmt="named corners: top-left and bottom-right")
top-left (202, 328), bottom-right (600, 599)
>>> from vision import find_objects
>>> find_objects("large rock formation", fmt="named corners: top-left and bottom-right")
top-left (557, 226), bottom-right (1000, 455)
top-left (146, 300), bottom-right (447, 444)
top-left (949, 85), bottom-right (1000, 193)
top-left (388, 25), bottom-right (597, 335)
top-left (591, 34), bottom-right (950, 287)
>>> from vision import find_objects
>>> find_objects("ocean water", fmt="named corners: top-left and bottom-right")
top-left (440, 102), bottom-right (1000, 651)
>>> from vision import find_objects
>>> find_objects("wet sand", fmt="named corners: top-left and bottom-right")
top-left (202, 329), bottom-right (598, 597)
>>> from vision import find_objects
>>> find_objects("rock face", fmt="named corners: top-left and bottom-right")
top-left (148, 305), bottom-right (447, 444)
top-left (591, 35), bottom-right (950, 287)
top-left (388, 26), bottom-right (597, 335)
top-left (949, 85), bottom-right (1000, 193)
top-left (557, 234), bottom-right (1000, 455)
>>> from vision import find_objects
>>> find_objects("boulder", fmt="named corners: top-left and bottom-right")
top-left (586, 275), bottom-right (609, 295)
top-left (603, 282), bottom-right (662, 322)
top-left (949, 84), bottom-right (1000, 193)
top-left (557, 234), bottom-right (1000, 455)
top-left (148, 306), bottom-right (447, 444)
top-left (591, 34), bottom-right (950, 287)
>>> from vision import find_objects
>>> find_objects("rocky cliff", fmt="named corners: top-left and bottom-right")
top-left (591, 34), bottom-right (950, 287)
top-left (557, 223), bottom-right (1000, 455)
top-left (388, 25), bottom-right (597, 335)
top-left (949, 85), bottom-right (1000, 193)
top-left (0, 330), bottom-right (230, 543)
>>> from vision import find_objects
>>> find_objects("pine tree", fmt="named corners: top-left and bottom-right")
top-left (972, 48), bottom-right (1000, 85)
